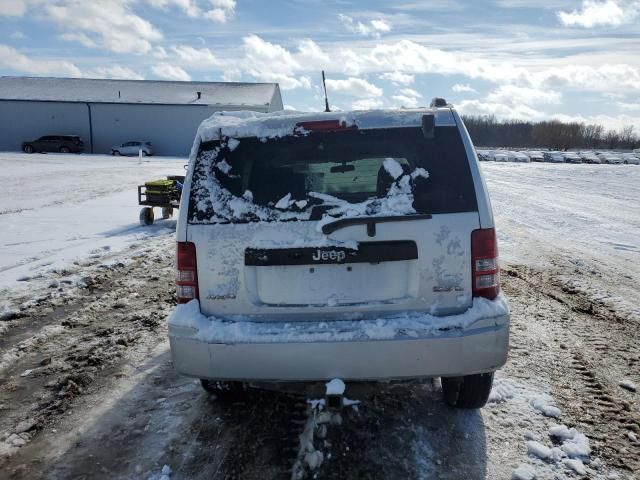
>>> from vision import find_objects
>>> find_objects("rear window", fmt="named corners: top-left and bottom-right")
top-left (188, 126), bottom-right (477, 224)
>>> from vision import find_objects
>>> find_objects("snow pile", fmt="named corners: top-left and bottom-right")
top-left (325, 378), bottom-right (345, 395)
top-left (291, 393), bottom-right (360, 480)
top-left (549, 425), bottom-right (591, 459)
top-left (511, 464), bottom-right (536, 480)
top-left (195, 109), bottom-right (436, 143)
top-left (168, 294), bottom-right (509, 344)
top-left (529, 395), bottom-right (561, 418)
top-left (486, 376), bottom-right (603, 479)
top-left (487, 377), bottom-right (517, 403)
top-left (618, 379), bottom-right (636, 392)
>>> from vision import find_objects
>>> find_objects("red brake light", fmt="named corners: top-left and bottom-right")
top-left (471, 228), bottom-right (500, 299)
top-left (176, 242), bottom-right (198, 303)
top-left (294, 120), bottom-right (356, 133)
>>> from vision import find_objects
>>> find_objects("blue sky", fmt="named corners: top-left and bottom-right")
top-left (1, 0), bottom-right (639, 130)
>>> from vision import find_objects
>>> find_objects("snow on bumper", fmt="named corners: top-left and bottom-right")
top-left (167, 297), bottom-right (510, 381)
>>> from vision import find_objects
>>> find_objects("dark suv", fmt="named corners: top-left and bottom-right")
top-left (22, 135), bottom-right (85, 154)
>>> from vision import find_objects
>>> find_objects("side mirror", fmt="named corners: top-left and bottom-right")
top-left (421, 114), bottom-right (435, 139)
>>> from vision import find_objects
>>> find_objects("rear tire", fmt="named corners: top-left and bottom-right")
top-left (60, 146), bottom-right (70, 153)
top-left (113, 150), bottom-right (120, 156)
top-left (442, 372), bottom-right (494, 409)
top-left (200, 379), bottom-right (247, 401)
top-left (161, 206), bottom-right (173, 219)
top-left (139, 207), bottom-right (154, 226)
top-left (23, 145), bottom-right (34, 154)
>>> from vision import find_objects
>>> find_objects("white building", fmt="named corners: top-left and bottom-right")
top-left (0, 76), bottom-right (283, 156)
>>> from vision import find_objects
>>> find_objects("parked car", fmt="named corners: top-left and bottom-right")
top-left (168, 106), bottom-right (510, 409)
top-left (543, 152), bottom-right (565, 163)
top-left (525, 151), bottom-right (545, 162)
top-left (111, 141), bottom-right (154, 156)
top-left (620, 153), bottom-right (640, 164)
top-left (511, 151), bottom-right (531, 163)
top-left (579, 151), bottom-right (601, 164)
top-left (562, 152), bottom-right (582, 164)
top-left (22, 135), bottom-right (84, 154)
top-left (597, 152), bottom-right (623, 164)
top-left (476, 149), bottom-right (491, 161)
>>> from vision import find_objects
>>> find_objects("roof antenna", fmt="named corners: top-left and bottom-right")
top-left (322, 70), bottom-right (331, 112)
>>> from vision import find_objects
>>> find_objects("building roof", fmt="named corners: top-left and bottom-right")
top-left (0, 76), bottom-right (283, 110)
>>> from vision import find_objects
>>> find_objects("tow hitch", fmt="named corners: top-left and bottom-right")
top-left (325, 378), bottom-right (346, 411)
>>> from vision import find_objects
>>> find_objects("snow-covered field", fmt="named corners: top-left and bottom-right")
top-left (483, 162), bottom-right (640, 322)
top-left (0, 154), bottom-right (639, 479)
top-left (0, 153), bottom-right (185, 315)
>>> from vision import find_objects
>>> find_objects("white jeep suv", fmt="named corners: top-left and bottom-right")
top-left (168, 104), bottom-right (510, 408)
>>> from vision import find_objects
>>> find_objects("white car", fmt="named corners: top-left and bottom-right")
top-left (168, 105), bottom-right (510, 409)
top-left (111, 141), bottom-right (154, 156)
top-left (620, 153), bottom-right (640, 164)
top-left (492, 152), bottom-right (510, 162)
top-left (562, 152), bottom-right (582, 164)
top-left (511, 151), bottom-right (531, 163)
top-left (544, 152), bottom-right (565, 163)
top-left (597, 152), bottom-right (623, 164)
top-left (579, 152), bottom-right (601, 164)
top-left (525, 151), bottom-right (545, 162)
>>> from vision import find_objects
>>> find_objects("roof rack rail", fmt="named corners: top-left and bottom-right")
top-left (430, 97), bottom-right (448, 108)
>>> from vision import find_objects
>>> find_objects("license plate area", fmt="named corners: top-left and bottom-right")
top-left (245, 241), bottom-right (418, 266)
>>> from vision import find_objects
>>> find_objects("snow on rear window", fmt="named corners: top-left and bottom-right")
top-left (188, 127), bottom-right (476, 224)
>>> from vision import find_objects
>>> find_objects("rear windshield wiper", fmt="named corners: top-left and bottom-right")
top-left (321, 214), bottom-right (432, 236)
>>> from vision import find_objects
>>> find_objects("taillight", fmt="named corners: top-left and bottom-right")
top-left (176, 242), bottom-right (198, 303)
top-left (471, 228), bottom-right (499, 299)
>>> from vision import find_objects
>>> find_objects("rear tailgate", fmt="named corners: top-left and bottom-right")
top-left (189, 211), bottom-right (478, 318)
top-left (184, 120), bottom-right (480, 320)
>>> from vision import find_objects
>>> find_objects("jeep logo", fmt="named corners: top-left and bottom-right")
top-left (312, 249), bottom-right (346, 262)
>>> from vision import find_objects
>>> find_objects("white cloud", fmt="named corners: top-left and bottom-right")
top-left (86, 65), bottom-right (144, 80)
top-left (390, 87), bottom-right (422, 108)
top-left (370, 19), bottom-right (391, 32)
top-left (457, 99), bottom-right (546, 120)
top-left (240, 35), bottom-right (311, 89)
top-left (452, 83), bottom-right (477, 93)
top-left (297, 39), bottom-right (330, 65)
top-left (10, 31), bottom-right (25, 40)
top-left (339, 14), bottom-right (392, 38)
top-left (0, 44), bottom-right (82, 77)
top-left (171, 45), bottom-right (218, 67)
top-left (557, 0), bottom-right (639, 28)
top-left (351, 98), bottom-right (385, 110)
top-left (46, 1), bottom-right (163, 54)
top-left (145, 0), bottom-right (235, 22)
top-left (152, 63), bottom-right (191, 81)
top-left (551, 112), bottom-right (640, 130)
top-left (204, 0), bottom-right (236, 23)
top-left (0, 0), bottom-right (41, 16)
top-left (59, 32), bottom-right (98, 49)
top-left (144, 0), bottom-right (200, 17)
top-left (487, 85), bottom-right (562, 106)
top-left (379, 71), bottom-right (415, 85)
top-left (325, 77), bottom-right (383, 97)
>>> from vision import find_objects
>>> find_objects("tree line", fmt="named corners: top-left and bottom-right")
top-left (462, 115), bottom-right (639, 150)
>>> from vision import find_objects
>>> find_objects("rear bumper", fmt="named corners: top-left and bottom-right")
top-left (168, 312), bottom-right (510, 382)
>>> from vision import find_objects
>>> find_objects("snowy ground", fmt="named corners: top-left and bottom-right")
top-left (0, 153), bottom-right (185, 320)
top-left (0, 155), bottom-right (639, 479)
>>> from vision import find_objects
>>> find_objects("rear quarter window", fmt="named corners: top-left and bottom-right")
top-left (188, 126), bottom-right (477, 224)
